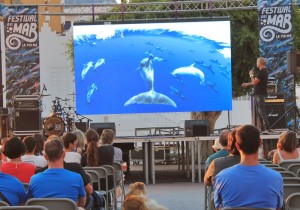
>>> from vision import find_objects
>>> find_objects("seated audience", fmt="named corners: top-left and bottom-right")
top-left (214, 125), bottom-right (283, 209)
top-left (81, 129), bottom-right (117, 193)
top-left (205, 129), bottom-right (230, 170)
top-left (273, 130), bottom-right (300, 164)
top-left (22, 136), bottom-right (47, 168)
top-left (81, 129), bottom-right (114, 167)
top-left (28, 138), bottom-right (86, 208)
top-left (73, 130), bottom-right (87, 154)
top-left (0, 172), bottom-right (27, 205)
top-left (36, 158), bottom-right (94, 209)
top-left (204, 129), bottom-right (240, 186)
top-left (33, 133), bottom-right (45, 156)
top-left (1, 137), bottom-right (36, 183)
top-left (101, 129), bottom-right (123, 196)
top-left (62, 132), bottom-right (81, 164)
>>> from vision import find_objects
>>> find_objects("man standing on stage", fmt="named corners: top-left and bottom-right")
top-left (242, 57), bottom-right (270, 133)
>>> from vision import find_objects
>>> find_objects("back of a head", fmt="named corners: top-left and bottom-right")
top-left (277, 131), bottom-right (298, 153)
top-left (219, 129), bottom-right (230, 147)
top-left (235, 125), bottom-right (260, 155)
top-left (227, 129), bottom-right (239, 156)
top-left (72, 129), bottom-right (86, 149)
top-left (33, 133), bottom-right (45, 155)
top-left (3, 136), bottom-right (26, 159)
top-left (100, 129), bottom-right (115, 145)
top-left (62, 132), bottom-right (77, 148)
top-left (23, 136), bottom-right (37, 153)
top-left (85, 129), bottom-right (99, 143)
top-left (44, 138), bottom-right (64, 162)
top-left (85, 129), bottom-right (100, 166)
top-left (122, 195), bottom-right (149, 210)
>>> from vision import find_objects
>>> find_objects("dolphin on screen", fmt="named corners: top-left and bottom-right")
top-left (124, 53), bottom-right (176, 108)
top-left (87, 83), bottom-right (97, 103)
top-left (171, 63), bottom-right (205, 85)
top-left (81, 61), bottom-right (93, 80)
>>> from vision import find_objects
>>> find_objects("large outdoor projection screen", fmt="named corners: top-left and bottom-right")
top-left (73, 19), bottom-right (232, 115)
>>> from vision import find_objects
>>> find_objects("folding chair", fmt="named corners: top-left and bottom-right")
top-left (84, 166), bottom-right (112, 210)
top-left (101, 165), bottom-right (117, 209)
top-left (283, 177), bottom-right (300, 184)
top-left (279, 161), bottom-right (300, 169)
top-left (264, 164), bottom-right (280, 168)
top-left (112, 162), bottom-right (126, 203)
top-left (285, 192), bottom-right (300, 210)
top-left (269, 167), bottom-right (286, 172)
top-left (0, 206), bottom-right (48, 210)
top-left (26, 198), bottom-right (78, 210)
top-left (258, 160), bottom-right (273, 164)
top-left (287, 163), bottom-right (300, 175)
top-left (204, 185), bottom-right (213, 210)
top-left (84, 170), bottom-right (107, 210)
top-left (283, 184), bottom-right (300, 200)
top-left (279, 171), bottom-right (296, 178)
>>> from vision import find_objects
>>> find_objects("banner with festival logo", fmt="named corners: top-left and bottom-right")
top-left (3, 6), bottom-right (40, 106)
top-left (257, 0), bottom-right (294, 128)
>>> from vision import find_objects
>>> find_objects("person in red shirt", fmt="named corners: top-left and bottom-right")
top-left (1, 136), bottom-right (36, 183)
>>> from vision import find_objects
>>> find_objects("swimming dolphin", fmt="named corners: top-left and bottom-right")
top-left (170, 86), bottom-right (187, 100)
top-left (94, 58), bottom-right (105, 70)
top-left (124, 54), bottom-right (176, 107)
top-left (206, 81), bottom-right (218, 93)
top-left (82, 61), bottom-right (93, 80)
top-left (171, 63), bottom-right (205, 85)
top-left (87, 83), bottom-right (97, 103)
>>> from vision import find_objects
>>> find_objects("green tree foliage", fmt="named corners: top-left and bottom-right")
top-left (65, 37), bottom-right (74, 74)
top-left (293, 5), bottom-right (300, 51)
top-left (226, 10), bottom-right (259, 97)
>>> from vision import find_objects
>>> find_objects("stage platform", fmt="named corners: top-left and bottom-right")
top-left (115, 131), bottom-right (287, 184)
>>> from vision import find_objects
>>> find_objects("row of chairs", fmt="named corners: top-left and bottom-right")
top-left (259, 160), bottom-right (300, 210)
top-left (0, 198), bottom-right (78, 210)
top-left (3, 163), bottom-right (125, 210)
top-left (84, 162), bottom-right (125, 210)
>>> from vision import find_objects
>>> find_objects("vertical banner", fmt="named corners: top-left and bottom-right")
top-left (257, 0), bottom-right (294, 128)
top-left (3, 6), bottom-right (40, 106)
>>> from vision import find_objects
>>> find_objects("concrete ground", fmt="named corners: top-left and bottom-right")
top-left (116, 162), bottom-right (206, 210)
top-left (118, 182), bottom-right (205, 210)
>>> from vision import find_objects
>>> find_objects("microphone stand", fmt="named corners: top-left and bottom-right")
top-left (75, 111), bottom-right (93, 129)
top-left (75, 111), bottom-right (93, 122)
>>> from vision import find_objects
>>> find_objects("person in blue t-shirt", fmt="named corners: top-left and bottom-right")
top-left (28, 138), bottom-right (86, 208)
top-left (0, 172), bottom-right (27, 205)
top-left (214, 125), bottom-right (283, 210)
